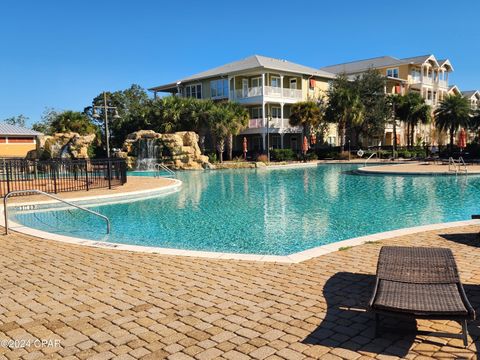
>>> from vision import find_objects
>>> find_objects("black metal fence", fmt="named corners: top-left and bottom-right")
top-left (0, 158), bottom-right (127, 197)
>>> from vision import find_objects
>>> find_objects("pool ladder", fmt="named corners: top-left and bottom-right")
top-left (3, 189), bottom-right (110, 235)
top-left (448, 157), bottom-right (468, 175)
top-left (154, 163), bottom-right (176, 178)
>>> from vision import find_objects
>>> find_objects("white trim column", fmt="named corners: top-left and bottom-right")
top-left (280, 103), bottom-right (284, 130)
top-left (280, 75), bottom-right (284, 100)
top-left (261, 73), bottom-right (265, 96)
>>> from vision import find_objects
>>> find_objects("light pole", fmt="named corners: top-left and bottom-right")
top-left (92, 92), bottom-right (120, 158)
top-left (348, 139), bottom-right (351, 161)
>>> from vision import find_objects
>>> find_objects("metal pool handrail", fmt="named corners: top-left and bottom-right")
top-left (3, 189), bottom-right (110, 235)
top-left (154, 163), bottom-right (176, 177)
top-left (364, 152), bottom-right (377, 167)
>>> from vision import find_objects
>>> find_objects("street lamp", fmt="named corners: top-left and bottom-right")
top-left (92, 91), bottom-right (120, 158)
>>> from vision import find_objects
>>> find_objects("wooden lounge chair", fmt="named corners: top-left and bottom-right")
top-left (369, 246), bottom-right (475, 346)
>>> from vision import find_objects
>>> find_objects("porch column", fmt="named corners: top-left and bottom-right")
top-left (262, 73), bottom-right (265, 96)
top-left (280, 75), bottom-right (284, 99)
top-left (280, 133), bottom-right (284, 149)
top-left (229, 76), bottom-right (234, 100)
top-left (421, 66), bottom-right (424, 82)
top-left (280, 103), bottom-right (285, 129)
top-left (262, 102), bottom-right (266, 128)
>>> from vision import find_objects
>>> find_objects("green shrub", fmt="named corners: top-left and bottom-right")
top-left (271, 149), bottom-right (296, 161)
top-left (208, 152), bottom-right (218, 163)
top-left (306, 152), bottom-right (318, 161)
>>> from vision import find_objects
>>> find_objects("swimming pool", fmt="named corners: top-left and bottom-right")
top-left (10, 164), bottom-right (480, 255)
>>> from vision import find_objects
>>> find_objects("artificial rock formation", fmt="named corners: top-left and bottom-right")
top-left (27, 132), bottom-right (96, 159)
top-left (121, 130), bottom-right (210, 170)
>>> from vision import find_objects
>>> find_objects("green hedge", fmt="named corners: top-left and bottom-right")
top-left (271, 149), bottom-right (296, 161)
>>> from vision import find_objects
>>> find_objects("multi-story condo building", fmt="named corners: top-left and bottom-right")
top-left (321, 54), bottom-right (454, 146)
top-left (149, 55), bottom-right (337, 152)
top-left (463, 90), bottom-right (480, 110)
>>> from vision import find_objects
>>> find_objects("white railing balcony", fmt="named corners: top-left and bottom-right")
top-left (423, 77), bottom-right (433, 85)
top-left (410, 76), bottom-right (421, 84)
top-left (248, 118), bottom-right (264, 128)
top-left (232, 86), bottom-right (263, 99)
top-left (437, 79), bottom-right (448, 88)
top-left (247, 118), bottom-right (299, 130)
top-left (282, 88), bottom-right (303, 99)
top-left (231, 86), bottom-right (303, 101)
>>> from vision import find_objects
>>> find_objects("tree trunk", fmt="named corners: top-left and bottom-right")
top-left (406, 122), bottom-right (410, 148)
top-left (392, 120), bottom-right (397, 158)
top-left (339, 123), bottom-right (345, 152)
top-left (450, 126), bottom-right (455, 153)
top-left (226, 133), bottom-right (233, 161)
top-left (217, 139), bottom-right (224, 163)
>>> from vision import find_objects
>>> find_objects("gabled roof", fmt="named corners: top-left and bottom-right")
top-left (438, 59), bottom-right (454, 71)
top-left (401, 54), bottom-right (439, 67)
top-left (0, 123), bottom-right (43, 136)
top-left (320, 56), bottom-right (402, 74)
top-left (149, 55), bottom-right (336, 91)
top-left (462, 90), bottom-right (480, 99)
top-left (448, 85), bottom-right (461, 95)
top-left (320, 54), bottom-right (449, 75)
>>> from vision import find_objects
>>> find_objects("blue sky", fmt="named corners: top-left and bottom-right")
top-left (1, 0), bottom-right (479, 126)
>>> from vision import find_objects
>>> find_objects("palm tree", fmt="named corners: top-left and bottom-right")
top-left (395, 93), bottom-right (431, 148)
top-left (223, 102), bottom-right (249, 160)
top-left (326, 75), bottom-right (364, 151)
top-left (434, 94), bottom-right (472, 152)
top-left (207, 105), bottom-right (230, 163)
top-left (289, 101), bottom-right (322, 139)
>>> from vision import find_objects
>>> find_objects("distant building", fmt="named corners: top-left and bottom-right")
top-left (0, 123), bottom-right (43, 158)
top-left (150, 55), bottom-right (338, 152)
top-left (321, 54), bottom-right (454, 146)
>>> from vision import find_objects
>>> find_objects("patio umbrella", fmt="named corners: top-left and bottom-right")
top-left (302, 136), bottom-right (308, 155)
top-left (243, 137), bottom-right (248, 160)
top-left (458, 128), bottom-right (467, 150)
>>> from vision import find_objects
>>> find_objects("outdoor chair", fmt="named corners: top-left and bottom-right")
top-left (369, 246), bottom-right (475, 347)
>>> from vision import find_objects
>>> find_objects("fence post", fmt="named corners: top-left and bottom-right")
top-left (85, 160), bottom-right (89, 191)
top-left (52, 162), bottom-right (57, 194)
top-left (107, 159), bottom-right (112, 189)
top-left (6, 162), bottom-right (10, 195)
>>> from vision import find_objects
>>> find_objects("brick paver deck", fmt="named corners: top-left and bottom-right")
top-left (1, 225), bottom-right (480, 359)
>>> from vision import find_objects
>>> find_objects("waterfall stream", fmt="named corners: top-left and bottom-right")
top-left (136, 138), bottom-right (159, 170)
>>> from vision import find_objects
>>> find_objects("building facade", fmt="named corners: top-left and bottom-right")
top-left (321, 54), bottom-right (454, 146)
top-left (149, 55), bottom-right (337, 153)
top-left (0, 124), bottom-right (43, 158)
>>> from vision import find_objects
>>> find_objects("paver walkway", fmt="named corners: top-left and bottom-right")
top-left (1, 225), bottom-right (480, 359)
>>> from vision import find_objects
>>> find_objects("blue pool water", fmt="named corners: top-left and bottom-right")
top-left (10, 164), bottom-right (480, 255)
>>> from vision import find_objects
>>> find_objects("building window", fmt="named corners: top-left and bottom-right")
top-left (328, 136), bottom-right (336, 146)
top-left (271, 76), bottom-right (280, 87)
top-left (185, 84), bottom-right (202, 99)
top-left (251, 77), bottom-right (262, 88)
top-left (386, 68), bottom-right (399, 78)
top-left (271, 135), bottom-right (281, 149)
top-left (250, 107), bottom-right (263, 119)
top-left (290, 79), bottom-right (297, 89)
top-left (271, 106), bottom-right (281, 118)
top-left (210, 79), bottom-right (228, 99)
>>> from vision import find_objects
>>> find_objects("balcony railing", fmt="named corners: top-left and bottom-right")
top-left (247, 118), bottom-right (300, 130)
top-left (423, 77), bottom-right (433, 85)
top-left (231, 86), bottom-right (303, 100)
top-left (437, 80), bottom-right (448, 88)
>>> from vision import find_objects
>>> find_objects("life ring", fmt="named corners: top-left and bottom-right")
top-left (357, 149), bottom-right (364, 157)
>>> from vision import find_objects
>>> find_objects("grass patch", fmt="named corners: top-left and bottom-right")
top-left (339, 246), bottom-right (352, 251)
top-left (364, 240), bottom-right (380, 244)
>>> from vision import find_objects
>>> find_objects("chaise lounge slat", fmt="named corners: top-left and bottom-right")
top-left (369, 246), bottom-right (475, 346)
